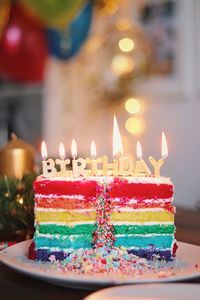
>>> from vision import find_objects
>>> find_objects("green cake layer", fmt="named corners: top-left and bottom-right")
top-left (37, 224), bottom-right (175, 235)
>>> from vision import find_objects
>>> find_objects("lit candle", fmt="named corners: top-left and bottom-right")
top-left (133, 141), bottom-right (151, 176)
top-left (86, 141), bottom-right (102, 176)
top-left (112, 114), bottom-right (123, 176)
top-left (71, 139), bottom-right (78, 177)
top-left (149, 132), bottom-right (168, 177)
top-left (55, 142), bottom-right (70, 176)
top-left (41, 141), bottom-right (57, 177)
top-left (71, 139), bottom-right (86, 177)
top-left (91, 140), bottom-right (96, 158)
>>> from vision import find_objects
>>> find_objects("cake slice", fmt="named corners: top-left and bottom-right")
top-left (31, 175), bottom-right (176, 262)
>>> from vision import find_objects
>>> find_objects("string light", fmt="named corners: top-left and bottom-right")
top-left (116, 18), bottom-right (131, 31)
top-left (119, 38), bottom-right (134, 53)
top-left (102, 0), bottom-right (119, 15)
top-left (125, 98), bottom-right (141, 114)
top-left (16, 194), bottom-right (24, 205)
top-left (125, 117), bottom-right (144, 134)
top-left (111, 55), bottom-right (134, 76)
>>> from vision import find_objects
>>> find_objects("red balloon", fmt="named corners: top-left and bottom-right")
top-left (0, 4), bottom-right (48, 83)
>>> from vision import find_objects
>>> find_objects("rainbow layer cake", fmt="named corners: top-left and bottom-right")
top-left (31, 175), bottom-right (176, 262)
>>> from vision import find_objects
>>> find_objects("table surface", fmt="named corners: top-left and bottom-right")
top-left (0, 207), bottom-right (200, 300)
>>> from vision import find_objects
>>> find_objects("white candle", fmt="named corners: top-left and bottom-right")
top-left (71, 139), bottom-right (86, 177)
top-left (87, 141), bottom-right (102, 176)
top-left (149, 132), bottom-right (168, 177)
top-left (133, 141), bottom-right (151, 176)
top-left (41, 141), bottom-right (57, 177)
top-left (71, 139), bottom-right (78, 177)
top-left (113, 114), bottom-right (123, 176)
top-left (55, 142), bottom-right (70, 176)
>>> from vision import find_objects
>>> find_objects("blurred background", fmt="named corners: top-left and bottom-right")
top-left (0, 0), bottom-right (199, 218)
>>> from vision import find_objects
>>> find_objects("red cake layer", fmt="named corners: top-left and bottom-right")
top-left (34, 178), bottom-right (98, 197)
top-left (34, 177), bottom-right (173, 200)
top-left (110, 180), bottom-right (173, 200)
top-left (35, 197), bottom-right (173, 212)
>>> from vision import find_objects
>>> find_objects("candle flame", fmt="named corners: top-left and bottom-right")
top-left (71, 139), bottom-right (77, 159)
top-left (162, 132), bottom-right (168, 159)
top-left (113, 114), bottom-right (123, 158)
top-left (41, 141), bottom-right (48, 160)
top-left (136, 141), bottom-right (142, 160)
top-left (59, 142), bottom-right (65, 160)
top-left (91, 141), bottom-right (96, 158)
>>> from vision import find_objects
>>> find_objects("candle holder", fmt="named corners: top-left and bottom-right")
top-left (0, 134), bottom-right (35, 178)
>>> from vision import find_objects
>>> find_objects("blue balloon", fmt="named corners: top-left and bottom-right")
top-left (46, 1), bottom-right (93, 59)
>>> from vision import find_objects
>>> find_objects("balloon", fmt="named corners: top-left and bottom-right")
top-left (0, 4), bottom-right (48, 83)
top-left (46, 2), bottom-right (93, 60)
top-left (0, 0), bottom-right (11, 41)
top-left (20, 0), bottom-right (88, 29)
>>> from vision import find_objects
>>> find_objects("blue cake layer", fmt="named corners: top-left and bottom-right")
top-left (114, 235), bottom-right (173, 248)
top-left (35, 234), bottom-right (173, 250)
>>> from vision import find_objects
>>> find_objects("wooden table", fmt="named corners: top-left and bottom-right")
top-left (0, 207), bottom-right (199, 300)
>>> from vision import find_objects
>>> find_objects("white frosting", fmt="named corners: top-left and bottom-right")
top-left (35, 194), bottom-right (84, 200)
top-left (36, 246), bottom-right (75, 252)
top-left (115, 233), bottom-right (173, 238)
top-left (111, 221), bottom-right (173, 225)
top-left (36, 233), bottom-right (173, 239)
top-left (113, 198), bottom-right (173, 203)
top-left (38, 221), bottom-right (95, 225)
top-left (125, 246), bottom-right (172, 251)
top-left (112, 207), bottom-right (166, 212)
top-left (36, 246), bottom-right (172, 251)
top-left (35, 207), bottom-right (167, 213)
top-left (37, 221), bottom-right (173, 226)
top-left (35, 208), bottom-right (95, 213)
top-left (35, 195), bottom-right (173, 203)
top-left (36, 175), bottom-right (172, 185)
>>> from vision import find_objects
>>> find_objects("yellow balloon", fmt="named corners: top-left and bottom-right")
top-left (20, 0), bottom-right (88, 29)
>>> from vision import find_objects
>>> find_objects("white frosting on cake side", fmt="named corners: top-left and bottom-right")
top-left (35, 175), bottom-right (173, 185)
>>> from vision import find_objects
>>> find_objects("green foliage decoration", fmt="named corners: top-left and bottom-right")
top-left (0, 174), bottom-right (36, 233)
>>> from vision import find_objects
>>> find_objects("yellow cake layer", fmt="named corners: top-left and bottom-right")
top-left (35, 210), bottom-right (174, 223)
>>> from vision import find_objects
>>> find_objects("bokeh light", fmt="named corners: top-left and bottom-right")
top-left (111, 55), bottom-right (134, 76)
top-left (125, 98), bottom-right (140, 114)
top-left (119, 37), bottom-right (134, 53)
top-left (125, 117), bottom-right (144, 134)
top-left (116, 18), bottom-right (131, 31)
top-left (102, 0), bottom-right (119, 15)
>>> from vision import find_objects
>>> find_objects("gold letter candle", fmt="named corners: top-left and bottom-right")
top-left (55, 143), bottom-right (70, 176)
top-left (112, 114), bottom-right (123, 176)
top-left (149, 132), bottom-right (168, 177)
top-left (41, 141), bottom-right (57, 177)
top-left (133, 141), bottom-right (151, 176)
top-left (86, 141), bottom-right (103, 176)
top-left (71, 138), bottom-right (86, 177)
top-left (39, 117), bottom-right (170, 180)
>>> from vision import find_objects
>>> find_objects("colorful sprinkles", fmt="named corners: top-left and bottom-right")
top-left (49, 246), bottom-right (181, 277)
top-left (92, 182), bottom-right (115, 248)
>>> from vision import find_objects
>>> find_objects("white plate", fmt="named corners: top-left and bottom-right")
top-left (84, 284), bottom-right (200, 300)
top-left (0, 240), bottom-right (200, 289)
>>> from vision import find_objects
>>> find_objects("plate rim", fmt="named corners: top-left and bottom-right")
top-left (84, 283), bottom-right (200, 300)
top-left (0, 240), bottom-right (200, 286)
